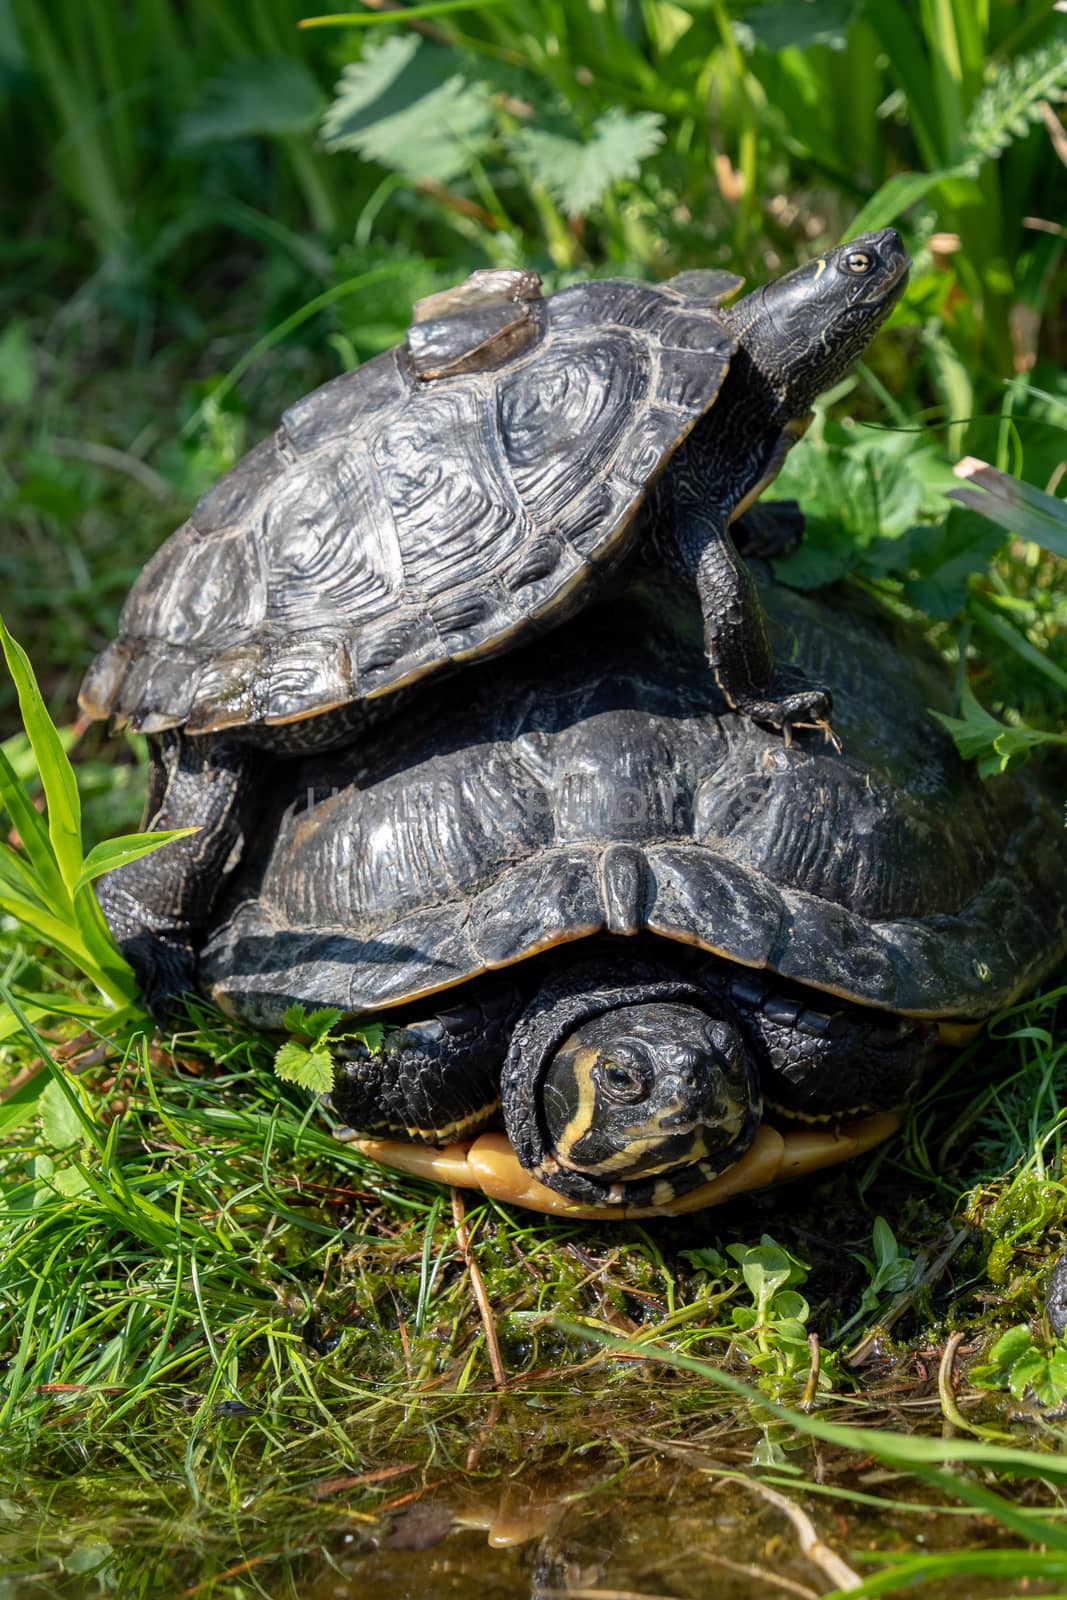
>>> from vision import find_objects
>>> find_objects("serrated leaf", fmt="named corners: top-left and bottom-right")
top-left (273, 1040), bottom-right (335, 1093)
top-left (965, 42), bottom-right (1067, 164)
top-left (510, 107), bottom-right (665, 217)
top-left (39, 1077), bottom-right (84, 1150)
top-left (282, 1004), bottom-right (342, 1039)
top-left (180, 57), bottom-right (325, 145)
top-left (336, 1019), bottom-right (385, 1053)
top-left (321, 35), bottom-right (493, 184)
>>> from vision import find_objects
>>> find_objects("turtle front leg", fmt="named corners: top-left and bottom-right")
top-left (670, 507), bottom-right (834, 737)
top-left (97, 731), bottom-right (258, 1017)
top-left (722, 974), bottom-right (936, 1119)
top-left (331, 982), bottom-right (523, 1144)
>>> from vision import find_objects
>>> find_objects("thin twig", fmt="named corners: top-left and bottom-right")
top-left (697, 1552), bottom-right (819, 1600)
top-left (800, 1332), bottom-right (821, 1411)
top-left (740, 1478), bottom-right (862, 1591)
top-left (452, 1188), bottom-right (507, 1390)
top-left (654, 1547), bottom-right (819, 1600)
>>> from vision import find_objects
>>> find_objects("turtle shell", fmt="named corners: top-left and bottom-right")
top-left (80, 272), bottom-right (738, 738)
top-left (200, 575), bottom-right (1067, 1027)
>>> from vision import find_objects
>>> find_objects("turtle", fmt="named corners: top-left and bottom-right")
top-left (81, 231), bottom-right (910, 1008)
top-left (197, 572), bottom-right (1067, 1218)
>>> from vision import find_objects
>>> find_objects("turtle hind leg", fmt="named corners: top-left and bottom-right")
top-left (669, 505), bottom-right (834, 737)
top-left (97, 730), bottom-right (261, 1019)
top-left (331, 981), bottom-right (524, 1143)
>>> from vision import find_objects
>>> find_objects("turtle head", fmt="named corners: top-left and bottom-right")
top-left (502, 968), bottom-right (761, 1207)
top-left (727, 228), bottom-right (910, 417)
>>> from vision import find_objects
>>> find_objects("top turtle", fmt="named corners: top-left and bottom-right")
top-left (83, 231), bottom-right (908, 741)
top-left (80, 230), bottom-right (910, 1007)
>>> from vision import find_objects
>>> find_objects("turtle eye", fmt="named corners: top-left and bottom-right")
top-left (597, 1059), bottom-right (649, 1104)
top-left (844, 249), bottom-right (874, 274)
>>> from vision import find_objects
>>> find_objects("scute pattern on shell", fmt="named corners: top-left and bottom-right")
top-left (200, 578), bottom-right (1067, 1031)
top-left (80, 279), bottom-right (737, 736)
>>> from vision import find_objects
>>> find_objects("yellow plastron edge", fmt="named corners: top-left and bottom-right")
top-left (350, 1112), bottom-right (902, 1219)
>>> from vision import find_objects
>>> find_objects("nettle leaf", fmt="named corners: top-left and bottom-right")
top-left (510, 108), bottom-right (665, 217)
top-left (321, 34), bottom-right (493, 184)
top-left (180, 56), bottom-right (326, 145)
top-left (274, 1040), bottom-right (335, 1094)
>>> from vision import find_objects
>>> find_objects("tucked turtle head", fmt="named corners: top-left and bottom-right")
top-left (502, 968), bottom-right (761, 1208)
top-left (726, 228), bottom-right (910, 418)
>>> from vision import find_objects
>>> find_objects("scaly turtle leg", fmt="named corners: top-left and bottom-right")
top-left (671, 505), bottom-right (834, 735)
top-left (97, 731), bottom-right (259, 1016)
top-left (331, 982), bottom-right (523, 1145)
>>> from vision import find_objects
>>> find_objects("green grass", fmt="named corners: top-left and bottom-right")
top-left (2, 0), bottom-right (1067, 1592)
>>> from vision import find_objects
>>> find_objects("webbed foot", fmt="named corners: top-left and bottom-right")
top-left (726, 681), bottom-right (839, 749)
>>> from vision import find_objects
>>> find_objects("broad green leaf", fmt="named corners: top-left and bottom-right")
top-left (0, 318), bottom-right (34, 407)
top-left (74, 828), bottom-right (199, 893)
top-left (39, 1076), bottom-right (84, 1150)
top-left (739, 0), bottom-right (859, 53)
top-left (180, 56), bottom-right (326, 145)
top-left (0, 618), bottom-right (82, 896)
top-left (274, 1041), bottom-right (335, 1094)
top-left (949, 457), bottom-right (1067, 561)
top-left (511, 108), bottom-right (665, 217)
top-left (902, 506), bottom-right (1004, 619)
top-left (321, 35), bottom-right (493, 184)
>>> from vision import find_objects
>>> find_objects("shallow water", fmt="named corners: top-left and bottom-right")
top-left (2, 1394), bottom-right (1062, 1600)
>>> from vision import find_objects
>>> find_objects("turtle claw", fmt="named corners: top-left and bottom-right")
top-left (732, 684), bottom-right (838, 748)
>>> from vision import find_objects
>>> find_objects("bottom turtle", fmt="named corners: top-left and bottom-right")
top-left (198, 574), bottom-right (1067, 1217)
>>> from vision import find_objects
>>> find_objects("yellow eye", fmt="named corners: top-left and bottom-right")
top-left (845, 250), bottom-right (873, 274)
